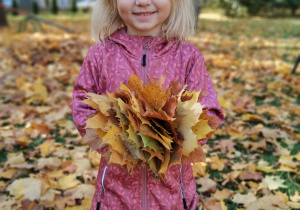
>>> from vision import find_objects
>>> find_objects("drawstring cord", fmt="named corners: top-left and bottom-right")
top-left (96, 166), bottom-right (107, 210)
top-left (180, 164), bottom-right (188, 210)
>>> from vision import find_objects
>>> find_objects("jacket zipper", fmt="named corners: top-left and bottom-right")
top-left (141, 39), bottom-right (152, 210)
top-left (180, 164), bottom-right (188, 210)
top-left (96, 166), bottom-right (107, 210)
top-left (141, 39), bottom-right (152, 84)
top-left (142, 164), bottom-right (148, 210)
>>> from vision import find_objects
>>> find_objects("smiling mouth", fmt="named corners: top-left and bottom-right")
top-left (133, 12), bottom-right (156, 16)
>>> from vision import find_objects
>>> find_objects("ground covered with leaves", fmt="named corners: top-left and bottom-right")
top-left (0, 13), bottom-right (299, 210)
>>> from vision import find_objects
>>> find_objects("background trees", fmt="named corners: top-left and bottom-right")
top-left (0, 0), bottom-right (8, 27)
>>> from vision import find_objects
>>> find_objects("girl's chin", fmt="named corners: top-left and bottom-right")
top-left (127, 24), bottom-right (162, 36)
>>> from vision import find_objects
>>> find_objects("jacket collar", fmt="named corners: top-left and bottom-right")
top-left (107, 27), bottom-right (178, 58)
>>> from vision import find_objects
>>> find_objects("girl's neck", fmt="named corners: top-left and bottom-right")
top-left (125, 27), bottom-right (163, 37)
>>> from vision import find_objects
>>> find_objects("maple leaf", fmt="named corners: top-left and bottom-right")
top-left (210, 155), bottom-right (225, 171)
top-left (158, 148), bottom-right (170, 181)
top-left (177, 90), bottom-right (205, 156)
top-left (119, 127), bottom-right (144, 160)
top-left (101, 121), bottom-right (128, 156)
top-left (232, 193), bottom-right (256, 205)
top-left (85, 112), bottom-right (108, 130)
top-left (84, 92), bottom-right (111, 116)
top-left (181, 146), bottom-right (206, 164)
top-left (246, 195), bottom-right (289, 210)
top-left (213, 189), bottom-right (234, 201)
top-left (137, 133), bottom-right (163, 152)
top-left (7, 177), bottom-right (42, 200)
top-left (262, 175), bottom-right (288, 190)
top-left (196, 177), bottom-right (217, 192)
top-left (162, 97), bottom-right (178, 117)
top-left (192, 119), bottom-right (214, 140)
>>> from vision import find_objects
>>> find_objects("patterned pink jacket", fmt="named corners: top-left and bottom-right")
top-left (70, 27), bottom-right (224, 210)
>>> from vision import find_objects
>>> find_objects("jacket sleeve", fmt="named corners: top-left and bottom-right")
top-left (70, 44), bottom-right (102, 137)
top-left (185, 53), bottom-right (225, 145)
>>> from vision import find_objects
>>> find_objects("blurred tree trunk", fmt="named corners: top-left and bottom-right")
top-left (45, 0), bottom-right (50, 9)
top-left (291, 6), bottom-right (297, 16)
top-left (0, 0), bottom-right (9, 27)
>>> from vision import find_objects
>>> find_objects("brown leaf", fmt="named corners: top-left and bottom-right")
top-left (162, 97), bottom-right (178, 118)
top-left (213, 189), bottom-right (234, 201)
top-left (168, 79), bottom-right (182, 96)
top-left (246, 195), bottom-right (289, 210)
top-left (203, 200), bottom-right (222, 210)
top-left (196, 177), bottom-right (217, 192)
top-left (181, 146), bottom-right (206, 164)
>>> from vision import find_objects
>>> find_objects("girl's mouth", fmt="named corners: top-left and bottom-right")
top-left (133, 12), bottom-right (156, 16)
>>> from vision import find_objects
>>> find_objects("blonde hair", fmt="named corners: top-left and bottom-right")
top-left (91, 0), bottom-right (195, 42)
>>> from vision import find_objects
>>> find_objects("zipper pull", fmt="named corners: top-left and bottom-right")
top-left (183, 198), bottom-right (188, 209)
top-left (96, 202), bottom-right (101, 210)
top-left (142, 54), bottom-right (147, 66)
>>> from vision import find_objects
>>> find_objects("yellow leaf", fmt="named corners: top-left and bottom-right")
top-left (127, 73), bottom-right (144, 93)
top-left (16, 136), bottom-right (32, 146)
top-left (142, 80), bottom-right (167, 110)
top-left (214, 189), bottom-right (233, 201)
top-left (85, 112), bottom-right (108, 130)
top-left (102, 121), bottom-right (127, 156)
top-left (58, 174), bottom-right (81, 190)
top-left (88, 150), bottom-right (101, 166)
top-left (47, 170), bottom-right (65, 179)
top-left (108, 149), bottom-right (126, 167)
top-left (255, 165), bottom-right (275, 173)
top-left (221, 200), bottom-right (228, 210)
top-left (65, 199), bottom-right (93, 210)
top-left (120, 83), bottom-right (140, 113)
top-left (158, 148), bottom-right (170, 181)
top-left (290, 191), bottom-right (300, 202)
top-left (5, 152), bottom-right (25, 166)
top-left (127, 124), bottom-right (142, 148)
top-left (26, 78), bottom-right (48, 104)
top-left (192, 119), bottom-right (214, 140)
top-left (218, 96), bottom-right (231, 109)
top-left (192, 162), bottom-right (206, 177)
top-left (7, 178), bottom-right (42, 200)
top-left (210, 155), bottom-right (225, 171)
top-left (177, 90), bottom-right (204, 156)
top-left (0, 169), bottom-right (19, 179)
top-left (288, 202), bottom-right (300, 209)
top-left (39, 139), bottom-right (56, 157)
top-left (85, 92), bottom-right (111, 116)
top-left (0, 181), bottom-right (5, 187)
top-left (40, 189), bottom-right (57, 201)
top-left (82, 98), bottom-right (99, 110)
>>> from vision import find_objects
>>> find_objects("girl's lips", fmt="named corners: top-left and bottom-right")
top-left (133, 12), bottom-right (156, 16)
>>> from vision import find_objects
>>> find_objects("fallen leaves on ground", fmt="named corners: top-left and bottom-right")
top-left (0, 14), bottom-right (299, 209)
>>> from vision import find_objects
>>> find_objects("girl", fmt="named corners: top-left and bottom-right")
top-left (70, 0), bottom-right (224, 209)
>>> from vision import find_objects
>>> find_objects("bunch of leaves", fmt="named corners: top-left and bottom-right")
top-left (82, 73), bottom-right (215, 180)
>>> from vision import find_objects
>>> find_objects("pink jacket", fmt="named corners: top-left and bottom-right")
top-left (70, 27), bottom-right (224, 210)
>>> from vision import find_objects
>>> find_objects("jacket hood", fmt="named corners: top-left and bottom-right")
top-left (107, 27), bottom-right (179, 59)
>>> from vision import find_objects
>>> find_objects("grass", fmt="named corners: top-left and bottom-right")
top-left (199, 12), bottom-right (300, 39)
top-left (5, 9), bottom-right (300, 38)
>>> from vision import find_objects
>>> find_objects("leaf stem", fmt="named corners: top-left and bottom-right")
top-left (287, 172), bottom-right (300, 188)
